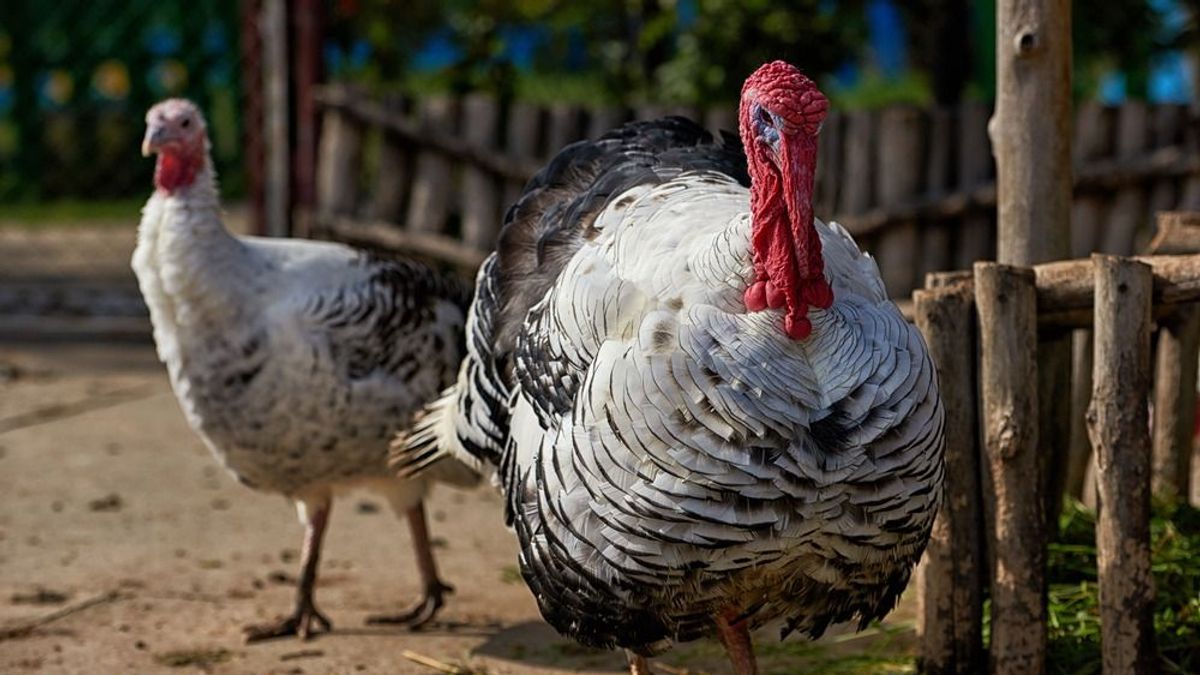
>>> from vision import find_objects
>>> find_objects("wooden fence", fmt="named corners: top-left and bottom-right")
top-left (915, 219), bottom-right (1200, 674)
top-left (305, 84), bottom-right (1200, 300)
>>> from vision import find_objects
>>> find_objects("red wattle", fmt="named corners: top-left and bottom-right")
top-left (784, 313), bottom-right (813, 340)
top-left (744, 282), bottom-right (768, 311)
top-left (154, 148), bottom-right (202, 194)
top-left (765, 281), bottom-right (786, 308)
top-left (802, 281), bottom-right (834, 310)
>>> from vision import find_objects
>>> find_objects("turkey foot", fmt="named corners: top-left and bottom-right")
top-left (245, 494), bottom-right (332, 643)
top-left (365, 580), bottom-right (453, 629)
top-left (365, 503), bottom-right (453, 630)
top-left (243, 600), bottom-right (332, 642)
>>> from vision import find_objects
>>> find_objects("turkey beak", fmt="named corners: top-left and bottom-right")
top-left (142, 125), bottom-right (166, 157)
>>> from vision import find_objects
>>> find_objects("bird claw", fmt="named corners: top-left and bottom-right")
top-left (364, 580), bottom-right (453, 630)
top-left (243, 603), bottom-right (332, 643)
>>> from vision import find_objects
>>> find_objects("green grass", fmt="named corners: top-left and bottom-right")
top-left (0, 198), bottom-right (144, 228)
top-left (1040, 499), bottom-right (1200, 675)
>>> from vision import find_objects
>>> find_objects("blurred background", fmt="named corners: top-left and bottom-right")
top-left (3, 0), bottom-right (1200, 336)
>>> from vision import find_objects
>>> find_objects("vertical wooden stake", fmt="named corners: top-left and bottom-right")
top-left (406, 97), bottom-right (457, 234)
top-left (1088, 255), bottom-right (1157, 674)
top-left (460, 94), bottom-right (501, 250)
top-left (1064, 329), bottom-right (1093, 499)
top-left (368, 94), bottom-right (410, 222)
top-left (1151, 305), bottom-right (1200, 502)
top-left (875, 106), bottom-right (923, 297)
top-left (315, 91), bottom-right (362, 220)
top-left (975, 262), bottom-right (1045, 675)
top-left (915, 276), bottom-right (984, 675)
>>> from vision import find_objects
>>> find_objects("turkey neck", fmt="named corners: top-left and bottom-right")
top-left (138, 157), bottom-right (257, 319)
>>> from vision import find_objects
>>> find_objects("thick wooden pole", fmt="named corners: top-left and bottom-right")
top-left (915, 277), bottom-right (985, 675)
top-left (992, 0), bottom-right (1073, 535)
top-left (261, 0), bottom-right (291, 237)
top-left (975, 262), bottom-right (1045, 675)
top-left (1151, 305), bottom-right (1200, 503)
top-left (1088, 255), bottom-right (1157, 674)
top-left (992, 0), bottom-right (1072, 265)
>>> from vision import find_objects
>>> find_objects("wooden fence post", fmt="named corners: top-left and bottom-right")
top-left (1100, 103), bottom-right (1149, 254)
top-left (406, 96), bottom-right (457, 233)
top-left (368, 94), bottom-right (410, 222)
top-left (839, 110), bottom-right (874, 218)
top-left (503, 101), bottom-right (541, 212)
top-left (1151, 305), bottom-right (1200, 503)
top-left (919, 107), bottom-right (954, 280)
top-left (974, 262), bottom-right (1045, 675)
top-left (1088, 255), bottom-right (1157, 674)
top-left (955, 100), bottom-right (994, 269)
top-left (815, 111), bottom-right (842, 217)
top-left (875, 106), bottom-right (923, 296)
top-left (461, 94), bottom-right (501, 250)
top-left (915, 275), bottom-right (984, 675)
top-left (1065, 329), bottom-right (1093, 499)
top-left (315, 91), bottom-right (363, 219)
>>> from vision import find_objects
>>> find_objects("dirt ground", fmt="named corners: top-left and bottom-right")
top-left (0, 338), bottom-right (917, 675)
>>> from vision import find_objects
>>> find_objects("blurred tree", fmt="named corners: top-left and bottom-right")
top-left (328, 0), bottom-right (866, 106)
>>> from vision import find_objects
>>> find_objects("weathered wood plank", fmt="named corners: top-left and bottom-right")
top-left (955, 101), bottom-right (994, 268)
top-left (406, 96), bottom-right (457, 233)
top-left (874, 106), bottom-right (924, 297)
top-left (316, 95), bottom-right (363, 218)
top-left (503, 101), bottom-right (541, 210)
top-left (313, 213), bottom-right (485, 272)
top-left (838, 110), bottom-right (874, 216)
top-left (368, 94), bottom-right (410, 222)
top-left (461, 94), bottom-right (501, 249)
top-left (1152, 305), bottom-right (1200, 503)
top-left (1100, 103), bottom-right (1149, 254)
top-left (1070, 102), bottom-right (1113, 257)
top-left (919, 107), bottom-right (954, 280)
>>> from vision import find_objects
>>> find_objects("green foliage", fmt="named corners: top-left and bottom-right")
top-left (826, 71), bottom-right (932, 110)
top-left (334, 0), bottom-right (866, 107)
top-left (1039, 499), bottom-right (1200, 674)
top-left (614, 0), bottom-right (867, 106)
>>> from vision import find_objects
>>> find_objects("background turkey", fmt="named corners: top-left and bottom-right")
top-left (393, 61), bottom-right (945, 674)
top-left (132, 99), bottom-right (479, 641)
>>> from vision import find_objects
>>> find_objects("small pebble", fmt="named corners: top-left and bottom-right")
top-left (88, 494), bottom-right (123, 512)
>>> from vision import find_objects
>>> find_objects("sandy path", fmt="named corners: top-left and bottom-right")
top-left (0, 341), bottom-right (915, 675)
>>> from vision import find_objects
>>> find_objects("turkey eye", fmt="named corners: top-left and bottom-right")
top-left (757, 107), bottom-right (773, 127)
top-left (181, 118), bottom-right (191, 128)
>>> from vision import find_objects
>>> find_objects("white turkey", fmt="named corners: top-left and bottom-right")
top-left (133, 99), bottom-right (478, 641)
top-left (393, 61), bottom-right (945, 673)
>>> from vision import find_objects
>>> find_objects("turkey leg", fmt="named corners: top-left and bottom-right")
top-left (715, 608), bottom-right (757, 675)
top-left (366, 501), bottom-right (453, 628)
top-left (625, 650), bottom-right (651, 674)
top-left (244, 496), bottom-right (333, 642)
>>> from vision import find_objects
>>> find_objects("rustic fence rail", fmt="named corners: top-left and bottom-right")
top-left (916, 242), bottom-right (1200, 674)
top-left (306, 84), bottom-right (1200, 300)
